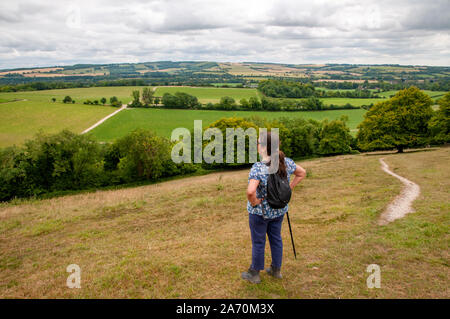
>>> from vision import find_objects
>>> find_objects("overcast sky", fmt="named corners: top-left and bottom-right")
top-left (0, 0), bottom-right (449, 69)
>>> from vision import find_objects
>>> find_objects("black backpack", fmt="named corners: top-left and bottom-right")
top-left (265, 164), bottom-right (292, 209)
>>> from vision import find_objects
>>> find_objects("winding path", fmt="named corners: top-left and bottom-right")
top-left (81, 87), bottom-right (157, 134)
top-left (378, 158), bottom-right (421, 225)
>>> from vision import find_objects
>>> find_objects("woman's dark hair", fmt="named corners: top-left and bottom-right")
top-left (259, 131), bottom-right (287, 178)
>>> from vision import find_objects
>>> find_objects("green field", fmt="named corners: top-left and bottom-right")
top-left (88, 108), bottom-right (366, 142)
top-left (0, 97), bottom-right (12, 103)
top-left (377, 90), bottom-right (447, 101)
top-left (154, 86), bottom-right (261, 103)
top-left (211, 83), bottom-right (244, 87)
top-left (319, 97), bottom-right (384, 107)
top-left (0, 100), bottom-right (117, 147)
top-left (0, 87), bottom-right (148, 105)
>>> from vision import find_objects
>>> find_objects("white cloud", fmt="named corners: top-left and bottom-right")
top-left (0, 0), bottom-right (449, 69)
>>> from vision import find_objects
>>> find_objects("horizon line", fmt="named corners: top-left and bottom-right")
top-left (1, 60), bottom-right (449, 72)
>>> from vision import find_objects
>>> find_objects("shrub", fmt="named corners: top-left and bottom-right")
top-left (318, 116), bottom-right (353, 155)
top-left (202, 117), bottom-right (258, 168)
top-left (0, 146), bottom-right (30, 201)
top-left (23, 130), bottom-right (104, 191)
top-left (161, 92), bottom-right (200, 109)
top-left (109, 96), bottom-right (122, 107)
top-left (429, 92), bottom-right (450, 144)
top-left (218, 96), bottom-right (237, 110)
top-left (112, 129), bottom-right (195, 182)
top-left (0, 130), bottom-right (104, 201)
top-left (278, 117), bottom-right (321, 157)
top-left (130, 90), bottom-right (142, 107)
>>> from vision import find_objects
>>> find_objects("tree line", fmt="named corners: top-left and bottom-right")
top-left (158, 91), bottom-right (360, 111)
top-left (50, 95), bottom-right (123, 107)
top-left (258, 79), bottom-right (381, 99)
top-left (1, 76), bottom-right (447, 94)
top-left (314, 79), bottom-right (450, 92)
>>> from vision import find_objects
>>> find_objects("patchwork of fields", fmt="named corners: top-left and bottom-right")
top-left (0, 86), bottom-right (447, 147)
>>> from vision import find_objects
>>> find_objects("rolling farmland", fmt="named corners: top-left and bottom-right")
top-left (0, 86), bottom-right (447, 147)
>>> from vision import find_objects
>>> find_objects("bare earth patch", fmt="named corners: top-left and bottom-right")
top-left (378, 158), bottom-right (421, 226)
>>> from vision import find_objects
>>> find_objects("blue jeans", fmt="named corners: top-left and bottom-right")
top-left (249, 213), bottom-right (284, 271)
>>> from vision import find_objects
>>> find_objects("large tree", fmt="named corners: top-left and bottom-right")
top-left (142, 87), bottom-right (154, 106)
top-left (428, 92), bottom-right (450, 144)
top-left (357, 87), bottom-right (433, 153)
top-left (130, 90), bottom-right (142, 107)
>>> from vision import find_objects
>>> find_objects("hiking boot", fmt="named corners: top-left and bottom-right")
top-left (241, 268), bottom-right (261, 284)
top-left (265, 265), bottom-right (282, 279)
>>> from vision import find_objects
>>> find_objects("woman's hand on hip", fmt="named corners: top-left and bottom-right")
top-left (251, 197), bottom-right (263, 207)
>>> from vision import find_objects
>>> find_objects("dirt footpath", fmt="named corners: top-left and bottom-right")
top-left (378, 157), bottom-right (421, 225)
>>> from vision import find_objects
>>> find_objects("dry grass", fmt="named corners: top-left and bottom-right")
top-left (0, 147), bottom-right (448, 298)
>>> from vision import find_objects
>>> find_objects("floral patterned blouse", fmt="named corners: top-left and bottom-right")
top-left (247, 157), bottom-right (297, 219)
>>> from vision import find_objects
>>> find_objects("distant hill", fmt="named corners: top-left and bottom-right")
top-left (1, 61), bottom-right (449, 87)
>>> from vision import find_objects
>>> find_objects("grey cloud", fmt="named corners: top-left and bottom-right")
top-left (0, 0), bottom-right (449, 69)
top-left (401, 1), bottom-right (450, 31)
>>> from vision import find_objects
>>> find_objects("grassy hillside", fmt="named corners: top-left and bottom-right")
top-left (88, 108), bottom-right (366, 142)
top-left (0, 147), bottom-right (448, 298)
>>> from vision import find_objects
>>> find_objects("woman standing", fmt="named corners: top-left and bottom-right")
top-left (242, 131), bottom-right (306, 284)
